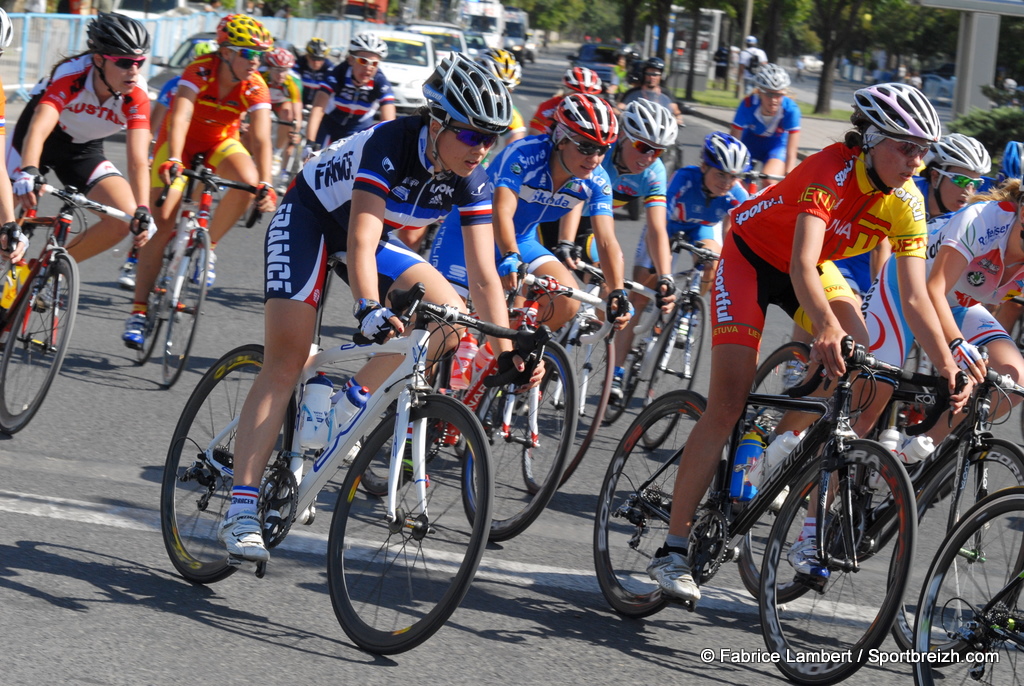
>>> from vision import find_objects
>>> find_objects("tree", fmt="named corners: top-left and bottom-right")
top-left (809, 0), bottom-right (869, 114)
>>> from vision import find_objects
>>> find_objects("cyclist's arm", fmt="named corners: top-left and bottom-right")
top-left (791, 211), bottom-right (847, 377)
top-left (247, 106), bottom-right (275, 184)
top-left (125, 127), bottom-right (152, 216)
top-left (492, 184), bottom-right (520, 260)
top-left (165, 88), bottom-right (197, 167)
top-left (784, 130), bottom-right (801, 173)
top-left (644, 204), bottom-right (672, 277)
top-left (463, 221), bottom-right (514, 357)
top-left (556, 202), bottom-right (583, 244)
top-left (305, 89), bottom-right (330, 143)
top-left (869, 239), bottom-right (891, 281)
top-left (589, 213), bottom-right (624, 289)
top-left (378, 102), bottom-right (396, 123)
top-left (347, 189), bottom-right (388, 305)
top-left (149, 102), bottom-right (168, 145)
top-left (18, 102), bottom-right (60, 173)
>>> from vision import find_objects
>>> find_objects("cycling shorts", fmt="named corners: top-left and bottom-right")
top-left (711, 232), bottom-right (855, 349)
top-left (264, 179), bottom-right (425, 305)
top-left (742, 134), bottom-right (788, 164)
top-left (634, 222), bottom-right (723, 272)
top-left (8, 136), bottom-right (121, 193)
top-left (151, 138), bottom-right (249, 190)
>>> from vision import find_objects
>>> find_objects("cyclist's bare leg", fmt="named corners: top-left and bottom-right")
top-left (613, 265), bottom-right (654, 368)
top-left (65, 175), bottom-right (136, 263)
top-left (206, 152), bottom-right (260, 245)
top-left (528, 259), bottom-right (580, 332)
top-left (994, 299), bottom-right (1023, 333)
top-left (395, 226), bottom-right (428, 253)
top-left (761, 157), bottom-right (786, 181)
top-left (131, 185), bottom-right (183, 305)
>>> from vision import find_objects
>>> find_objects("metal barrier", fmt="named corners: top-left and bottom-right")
top-left (1, 12), bottom-right (373, 100)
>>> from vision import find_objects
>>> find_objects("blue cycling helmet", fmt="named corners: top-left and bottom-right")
top-left (1000, 140), bottom-right (1024, 183)
top-left (702, 132), bottom-right (752, 174)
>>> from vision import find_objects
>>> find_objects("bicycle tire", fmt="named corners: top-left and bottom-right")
top-left (892, 437), bottom-right (1024, 652)
top-left (556, 322), bottom-right (614, 489)
top-left (760, 439), bottom-right (917, 684)
top-left (327, 393), bottom-right (492, 655)
top-left (593, 389), bottom-right (705, 617)
top-left (603, 324), bottom-right (646, 426)
top-left (474, 341), bottom-right (576, 541)
top-left (913, 487), bottom-right (1024, 686)
top-left (161, 230), bottom-right (209, 388)
top-left (0, 252), bottom-right (79, 434)
top-left (161, 344), bottom-right (296, 584)
top-left (136, 259), bottom-right (170, 366)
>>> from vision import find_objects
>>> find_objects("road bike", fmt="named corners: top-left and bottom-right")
top-left (0, 183), bottom-right (130, 433)
top-left (138, 157), bottom-right (265, 388)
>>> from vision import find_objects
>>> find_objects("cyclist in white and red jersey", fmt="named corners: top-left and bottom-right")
top-left (8, 13), bottom-right (153, 264)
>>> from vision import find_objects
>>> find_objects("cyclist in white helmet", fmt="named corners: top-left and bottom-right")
top-left (731, 62), bottom-right (801, 179)
top-left (914, 132), bottom-right (993, 219)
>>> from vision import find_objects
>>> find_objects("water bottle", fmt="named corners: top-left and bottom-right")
top-left (0, 260), bottom-right (29, 311)
top-left (330, 379), bottom-right (371, 439)
top-left (167, 228), bottom-right (190, 274)
top-left (878, 428), bottom-right (901, 454)
top-left (471, 340), bottom-right (495, 388)
top-left (298, 373), bottom-right (334, 450)
top-left (749, 430), bottom-right (801, 490)
top-left (731, 429), bottom-right (764, 502)
top-left (898, 435), bottom-right (934, 464)
top-left (450, 330), bottom-right (478, 390)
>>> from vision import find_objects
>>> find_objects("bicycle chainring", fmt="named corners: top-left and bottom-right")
top-left (258, 459), bottom-right (299, 549)
top-left (689, 506), bottom-right (729, 585)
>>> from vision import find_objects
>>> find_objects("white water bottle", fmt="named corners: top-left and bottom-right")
top-left (749, 429), bottom-right (802, 512)
top-left (298, 373), bottom-right (333, 450)
top-left (878, 428), bottom-right (901, 454)
top-left (898, 435), bottom-right (934, 464)
top-left (167, 229), bottom-right (190, 274)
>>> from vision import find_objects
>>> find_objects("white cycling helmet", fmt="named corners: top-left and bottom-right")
top-left (924, 133), bottom-right (991, 175)
top-left (423, 53), bottom-right (513, 135)
top-left (349, 31), bottom-right (388, 58)
top-left (753, 63), bottom-right (790, 92)
top-left (853, 82), bottom-right (941, 143)
top-left (0, 9), bottom-right (13, 50)
top-left (621, 98), bottom-right (678, 149)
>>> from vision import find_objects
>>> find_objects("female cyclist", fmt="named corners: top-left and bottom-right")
top-left (218, 54), bottom-right (537, 562)
top-left (304, 31), bottom-right (395, 149)
top-left (0, 10), bottom-right (22, 263)
top-left (914, 132), bottom-right (992, 218)
top-left (478, 48), bottom-right (526, 151)
top-left (645, 83), bottom-right (970, 604)
top-left (9, 12), bottom-right (153, 266)
top-left (730, 63), bottom-right (801, 178)
top-left (528, 66), bottom-right (602, 136)
top-left (122, 13), bottom-right (278, 350)
top-left (258, 47), bottom-right (303, 188)
top-left (293, 37), bottom-right (333, 108)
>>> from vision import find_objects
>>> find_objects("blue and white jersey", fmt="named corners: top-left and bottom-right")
top-left (490, 134), bottom-right (614, 238)
top-left (298, 116), bottom-right (492, 238)
top-left (156, 75), bottom-right (180, 108)
top-left (293, 54), bottom-right (333, 107)
top-left (597, 141), bottom-right (667, 213)
top-left (665, 165), bottom-right (749, 235)
top-left (320, 62), bottom-right (395, 139)
top-left (732, 94), bottom-right (801, 142)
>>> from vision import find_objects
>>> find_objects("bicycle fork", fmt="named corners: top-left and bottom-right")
top-left (386, 388), bottom-right (432, 537)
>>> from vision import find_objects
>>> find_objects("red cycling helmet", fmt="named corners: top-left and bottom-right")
top-left (553, 93), bottom-right (619, 146)
top-left (265, 46), bottom-right (296, 69)
top-left (563, 66), bottom-right (603, 95)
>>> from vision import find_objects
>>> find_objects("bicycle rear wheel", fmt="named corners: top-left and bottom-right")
top-left (475, 341), bottom-right (576, 541)
top-left (760, 439), bottom-right (916, 684)
top-left (327, 393), bottom-right (492, 655)
top-left (161, 344), bottom-right (295, 584)
top-left (0, 252), bottom-right (79, 433)
top-left (594, 390), bottom-right (704, 617)
top-left (913, 487), bottom-right (1024, 686)
top-left (643, 296), bottom-right (707, 435)
top-left (161, 230), bottom-right (209, 388)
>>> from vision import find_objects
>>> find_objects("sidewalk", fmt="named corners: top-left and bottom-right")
top-left (686, 103), bottom-right (851, 161)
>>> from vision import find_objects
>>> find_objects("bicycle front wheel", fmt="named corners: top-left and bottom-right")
top-left (913, 487), bottom-right (1024, 686)
top-left (136, 262), bottom-right (168, 365)
top-left (0, 252), bottom-right (79, 433)
top-left (594, 390), bottom-right (704, 617)
top-left (161, 230), bottom-right (210, 388)
top-left (760, 439), bottom-right (916, 684)
top-left (647, 295), bottom-right (706, 399)
top-left (557, 324), bottom-right (614, 489)
top-left (327, 393), bottom-right (492, 655)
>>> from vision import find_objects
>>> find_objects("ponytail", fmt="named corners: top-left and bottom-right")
top-left (970, 178), bottom-right (1024, 205)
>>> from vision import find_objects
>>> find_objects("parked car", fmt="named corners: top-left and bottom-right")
top-left (401, 22), bottom-right (467, 63)
top-left (145, 31), bottom-right (215, 100)
top-left (922, 62), bottom-right (956, 79)
top-left (569, 43), bottom-right (620, 91)
top-left (464, 30), bottom-right (488, 58)
top-left (373, 29), bottom-right (436, 115)
top-left (922, 73), bottom-right (955, 102)
top-left (798, 55), bottom-right (822, 73)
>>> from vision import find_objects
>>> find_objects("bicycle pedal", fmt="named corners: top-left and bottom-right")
top-left (794, 569), bottom-right (830, 593)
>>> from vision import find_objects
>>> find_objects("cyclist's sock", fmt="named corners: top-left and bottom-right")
top-left (210, 241), bottom-right (218, 251)
top-left (227, 485), bottom-right (260, 519)
top-left (131, 301), bottom-right (148, 316)
top-left (666, 533), bottom-right (688, 550)
top-left (797, 517), bottom-right (816, 542)
top-left (614, 366), bottom-right (625, 378)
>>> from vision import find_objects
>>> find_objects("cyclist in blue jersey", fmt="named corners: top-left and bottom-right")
top-left (218, 54), bottom-right (535, 563)
top-left (913, 133), bottom-right (992, 219)
top-left (293, 37), bottom-right (333, 108)
top-left (305, 31), bottom-right (395, 149)
top-left (429, 92), bottom-right (634, 334)
top-left (731, 64), bottom-right (800, 179)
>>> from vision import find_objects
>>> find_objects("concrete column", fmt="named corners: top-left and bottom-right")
top-left (953, 12), bottom-right (1000, 117)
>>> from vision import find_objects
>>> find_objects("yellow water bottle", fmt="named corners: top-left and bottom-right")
top-left (0, 260), bottom-right (29, 311)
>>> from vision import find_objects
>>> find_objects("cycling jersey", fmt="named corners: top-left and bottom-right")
top-left (317, 62), bottom-right (395, 145)
top-left (863, 200), bottom-right (1017, 367)
top-left (731, 94), bottom-right (800, 163)
top-left (268, 116), bottom-right (492, 304)
top-left (603, 141), bottom-right (667, 210)
top-left (262, 70), bottom-right (302, 106)
top-left (156, 75), bottom-right (180, 109)
top-left (293, 54), bottom-right (333, 107)
top-left (528, 94), bottom-right (561, 134)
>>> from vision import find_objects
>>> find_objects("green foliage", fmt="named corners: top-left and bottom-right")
top-left (949, 107), bottom-right (1024, 159)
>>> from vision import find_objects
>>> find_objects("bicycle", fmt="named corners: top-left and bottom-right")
top-left (138, 156), bottom-right (266, 388)
top-left (594, 339), bottom-right (922, 684)
top-left (603, 237), bottom-right (717, 426)
top-left (161, 278), bottom-right (547, 655)
top-left (0, 183), bottom-right (131, 433)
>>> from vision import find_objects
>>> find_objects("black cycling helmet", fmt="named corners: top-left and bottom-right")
top-left (87, 12), bottom-right (151, 56)
top-left (644, 57), bottom-right (664, 73)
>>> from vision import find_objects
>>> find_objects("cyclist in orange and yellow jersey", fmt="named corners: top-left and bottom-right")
top-left (123, 13), bottom-right (278, 350)
top-left (643, 83), bottom-right (975, 605)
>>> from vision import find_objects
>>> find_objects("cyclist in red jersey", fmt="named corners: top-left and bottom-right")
top-left (9, 13), bottom-right (153, 264)
top-left (644, 83), bottom-right (974, 605)
top-left (528, 67), bottom-right (603, 136)
top-left (122, 13), bottom-right (278, 349)
top-left (0, 10), bottom-right (22, 262)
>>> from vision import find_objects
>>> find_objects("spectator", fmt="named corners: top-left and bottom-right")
top-left (713, 44), bottom-right (729, 89)
top-left (909, 70), bottom-right (922, 89)
top-left (736, 35), bottom-right (767, 96)
top-left (795, 56), bottom-right (804, 82)
top-left (619, 57), bottom-right (684, 127)
top-left (25, 0), bottom-right (47, 12)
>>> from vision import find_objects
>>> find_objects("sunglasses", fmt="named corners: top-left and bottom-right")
top-left (631, 138), bottom-right (664, 157)
top-left (351, 55), bottom-right (380, 67)
top-left (567, 137), bottom-right (610, 156)
top-left (880, 134), bottom-right (930, 159)
top-left (934, 167), bottom-right (984, 189)
top-left (103, 54), bottom-right (146, 69)
top-left (447, 125), bottom-right (498, 149)
top-left (228, 46), bottom-right (265, 61)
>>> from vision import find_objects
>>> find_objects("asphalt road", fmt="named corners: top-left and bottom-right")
top-left (0, 47), bottom-right (1016, 686)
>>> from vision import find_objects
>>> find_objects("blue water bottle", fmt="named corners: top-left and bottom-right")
top-left (731, 429), bottom-right (765, 502)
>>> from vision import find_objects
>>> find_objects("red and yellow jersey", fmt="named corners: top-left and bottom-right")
top-left (0, 81), bottom-right (7, 135)
top-left (529, 94), bottom-right (561, 134)
top-left (731, 142), bottom-right (927, 272)
top-left (164, 53), bottom-right (270, 149)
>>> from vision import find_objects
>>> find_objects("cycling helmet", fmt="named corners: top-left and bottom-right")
top-left (924, 133), bottom-right (991, 175)
top-left (563, 66), bottom-right (603, 95)
top-left (423, 53), bottom-right (513, 135)
top-left (643, 57), bottom-right (665, 73)
top-left (553, 93), bottom-right (619, 146)
top-left (853, 82), bottom-right (941, 142)
top-left (216, 14), bottom-right (273, 50)
top-left (621, 98), bottom-right (678, 148)
top-left (0, 9), bottom-right (13, 51)
top-left (193, 40), bottom-right (218, 57)
top-left (306, 37), bottom-right (329, 59)
top-left (480, 48), bottom-right (520, 89)
top-left (753, 63), bottom-right (791, 92)
top-left (265, 46), bottom-right (296, 69)
top-left (87, 12), bottom-right (150, 56)
top-left (1000, 141), bottom-right (1024, 182)
top-left (702, 131), bottom-right (752, 174)
top-left (349, 31), bottom-right (388, 58)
